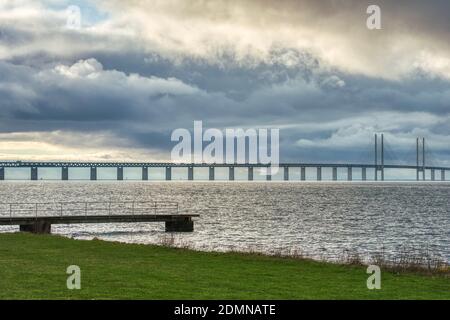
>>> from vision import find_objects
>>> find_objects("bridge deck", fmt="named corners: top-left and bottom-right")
top-left (0, 161), bottom-right (449, 170)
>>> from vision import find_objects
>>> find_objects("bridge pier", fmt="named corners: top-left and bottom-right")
top-left (90, 167), bottom-right (97, 180)
top-left (62, 167), bottom-right (69, 180)
top-left (209, 167), bottom-right (215, 181)
top-left (165, 167), bottom-right (172, 181)
top-left (229, 167), bottom-right (235, 181)
top-left (31, 167), bottom-right (38, 180)
top-left (248, 167), bottom-right (254, 181)
top-left (0, 167), bottom-right (4, 180)
top-left (117, 167), bottom-right (124, 181)
top-left (188, 167), bottom-right (194, 180)
top-left (375, 168), bottom-right (384, 181)
top-left (347, 167), bottom-right (352, 181)
top-left (165, 217), bottom-right (194, 232)
top-left (317, 167), bottom-right (322, 181)
top-left (442, 170), bottom-right (445, 181)
top-left (332, 167), bottom-right (337, 181)
top-left (431, 169), bottom-right (435, 181)
top-left (362, 168), bottom-right (367, 181)
top-left (301, 167), bottom-right (306, 181)
top-left (142, 167), bottom-right (148, 180)
top-left (284, 166), bottom-right (289, 181)
top-left (266, 167), bottom-right (272, 181)
top-left (20, 221), bottom-right (51, 234)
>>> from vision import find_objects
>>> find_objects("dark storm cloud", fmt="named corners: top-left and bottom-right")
top-left (1, 54), bottom-right (450, 163)
top-left (1, 0), bottom-right (450, 163)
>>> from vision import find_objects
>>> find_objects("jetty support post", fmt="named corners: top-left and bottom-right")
top-left (165, 217), bottom-right (194, 232)
top-left (20, 221), bottom-right (51, 234)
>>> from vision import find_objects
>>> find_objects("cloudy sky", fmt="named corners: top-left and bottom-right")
top-left (1, 0), bottom-right (450, 166)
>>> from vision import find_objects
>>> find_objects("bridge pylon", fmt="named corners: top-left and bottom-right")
top-left (416, 137), bottom-right (426, 181)
top-left (374, 134), bottom-right (384, 181)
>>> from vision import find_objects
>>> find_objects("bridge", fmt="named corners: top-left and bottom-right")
top-left (0, 201), bottom-right (199, 233)
top-left (0, 135), bottom-right (448, 181)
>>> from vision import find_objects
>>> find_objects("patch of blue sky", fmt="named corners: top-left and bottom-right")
top-left (43, 0), bottom-right (109, 26)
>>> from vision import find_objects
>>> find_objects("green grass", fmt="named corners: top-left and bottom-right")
top-left (0, 233), bottom-right (448, 299)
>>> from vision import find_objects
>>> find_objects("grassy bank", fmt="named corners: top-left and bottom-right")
top-left (0, 233), bottom-right (448, 299)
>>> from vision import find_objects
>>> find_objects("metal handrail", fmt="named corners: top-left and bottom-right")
top-left (0, 201), bottom-right (180, 218)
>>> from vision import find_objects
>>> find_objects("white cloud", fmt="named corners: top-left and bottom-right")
top-left (38, 58), bottom-right (202, 97)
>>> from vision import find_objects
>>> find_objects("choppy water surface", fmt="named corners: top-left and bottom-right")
top-left (0, 182), bottom-right (449, 263)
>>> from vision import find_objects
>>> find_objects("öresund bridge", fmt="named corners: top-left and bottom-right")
top-left (0, 135), bottom-right (449, 182)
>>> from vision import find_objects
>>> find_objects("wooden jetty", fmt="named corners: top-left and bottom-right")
top-left (0, 201), bottom-right (199, 233)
